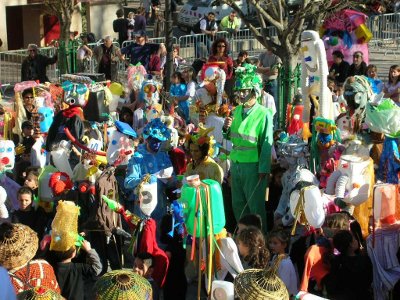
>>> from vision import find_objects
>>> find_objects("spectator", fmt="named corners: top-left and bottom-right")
top-left (192, 12), bottom-right (218, 58)
top-left (76, 33), bottom-right (93, 72)
top-left (329, 50), bottom-right (350, 85)
top-left (208, 37), bottom-right (234, 98)
top-left (11, 186), bottom-right (47, 240)
top-left (170, 72), bottom-right (188, 122)
top-left (208, 38), bottom-right (234, 80)
top-left (348, 51), bottom-right (368, 76)
top-left (52, 240), bottom-right (102, 300)
top-left (366, 64), bottom-right (384, 94)
top-left (121, 30), bottom-right (159, 72)
top-left (383, 64), bottom-right (400, 104)
top-left (127, 11), bottom-right (136, 41)
top-left (219, 10), bottom-right (241, 35)
top-left (257, 45), bottom-right (282, 103)
top-left (233, 50), bottom-right (251, 68)
top-left (133, 252), bottom-right (160, 300)
top-left (113, 8), bottom-right (130, 47)
top-left (173, 46), bottom-right (186, 71)
top-left (134, 7), bottom-right (147, 32)
top-left (236, 226), bottom-right (270, 269)
top-left (21, 44), bottom-right (57, 83)
top-left (236, 213), bottom-right (262, 235)
top-left (157, 43), bottom-right (167, 73)
top-left (93, 36), bottom-right (123, 81)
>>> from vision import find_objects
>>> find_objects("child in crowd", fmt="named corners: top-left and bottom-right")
top-left (53, 240), bottom-right (102, 300)
top-left (127, 11), bottom-right (135, 40)
top-left (24, 167), bottom-right (40, 198)
top-left (236, 226), bottom-right (270, 269)
top-left (15, 120), bottom-right (35, 162)
top-left (268, 229), bottom-right (298, 296)
top-left (170, 72), bottom-right (189, 122)
top-left (383, 64), bottom-right (400, 103)
top-left (133, 252), bottom-right (160, 300)
top-left (236, 213), bottom-right (262, 235)
top-left (324, 230), bottom-right (373, 300)
top-left (11, 186), bottom-right (47, 239)
top-left (366, 64), bottom-right (384, 94)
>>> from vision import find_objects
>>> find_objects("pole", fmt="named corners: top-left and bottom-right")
top-left (164, 0), bottom-right (174, 91)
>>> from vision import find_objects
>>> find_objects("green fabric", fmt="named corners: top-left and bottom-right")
top-left (220, 15), bottom-right (240, 30)
top-left (231, 162), bottom-right (268, 233)
top-left (234, 63), bottom-right (263, 92)
top-left (227, 103), bottom-right (273, 174)
top-left (365, 99), bottom-right (400, 138)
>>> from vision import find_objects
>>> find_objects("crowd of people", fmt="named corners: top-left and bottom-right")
top-left (2, 5), bottom-right (400, 300)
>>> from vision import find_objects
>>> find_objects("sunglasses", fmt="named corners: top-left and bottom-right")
top-left (353, 55), bottom-right (362, 58)
top-left (217, 44), bottom-right (226, 48)
top-left (24, 96), bottom-right (34, 99)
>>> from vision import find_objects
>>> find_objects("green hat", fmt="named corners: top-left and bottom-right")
top-left (234, 63), bottom-right (263, 95)
top-left (94, 270), bottom-right (152, 300)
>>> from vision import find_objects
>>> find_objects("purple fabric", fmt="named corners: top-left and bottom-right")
top-left (367, 225), bottom-right (400, 300)
top-left (0, 175), bottom-right (21, 211)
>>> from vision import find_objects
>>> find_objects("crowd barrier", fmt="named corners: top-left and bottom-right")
top-left (366, 13), bottom-right (400, 56)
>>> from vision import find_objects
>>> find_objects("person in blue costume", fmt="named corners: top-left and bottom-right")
top-left (125, 118), bottom-right (173, 222)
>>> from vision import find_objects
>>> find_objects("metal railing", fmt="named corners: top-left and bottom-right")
top-left (0, 47), bottom-right (58, 85)
top-left (367, 13), bottom-right (400, 56)
top-left (0, 26), bottom-right (276, 84)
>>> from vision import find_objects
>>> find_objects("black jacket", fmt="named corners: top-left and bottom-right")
top-left (21, 53), bottom-right (57, 83)
top-left (113, 18), bottom-right (130, 46)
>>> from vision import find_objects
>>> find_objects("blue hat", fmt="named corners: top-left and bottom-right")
top-left (115, 120), bottom-right (137, 138)
top-left (134, 30), bottom-right (147, 37)
top-left (142, 118), bottom-right (171, 142)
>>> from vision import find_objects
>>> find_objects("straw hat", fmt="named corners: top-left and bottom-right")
top-left (94, 270), bottom-right (152, 300)
top-left (17, 286), bottom-right (65, 300)
top-left (0, 223), bottom-right (38, 270)
top-left (234, 255), bottom-right (289, 300)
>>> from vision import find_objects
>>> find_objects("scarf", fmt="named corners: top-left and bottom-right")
top-left (62, 106), bottom-right (81, 118)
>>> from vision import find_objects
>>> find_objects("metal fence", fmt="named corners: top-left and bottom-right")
top-left (367, 13), bottom-right (400, 55)
top-left (0, 26), bottom-right (276, 84)
top-left (0, 47), bottom-right (58, 85)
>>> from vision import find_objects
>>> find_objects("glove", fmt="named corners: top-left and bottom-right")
top-left (15, 144), bottom-right (26, 155)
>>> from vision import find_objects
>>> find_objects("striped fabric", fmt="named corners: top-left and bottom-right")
top-left (9, 259), bottom-right (60, 294)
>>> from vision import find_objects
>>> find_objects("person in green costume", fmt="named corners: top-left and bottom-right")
top-left (223, 63), bottom-right (273, 233)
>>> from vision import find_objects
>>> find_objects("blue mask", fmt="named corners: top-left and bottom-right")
top-left (148, 137), bottom-right (161, 152)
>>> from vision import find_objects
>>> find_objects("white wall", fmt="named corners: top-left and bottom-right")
top-left (0, 0), bottom-right (28, 50)
top-left (87, 2), bottom-right (121, 43)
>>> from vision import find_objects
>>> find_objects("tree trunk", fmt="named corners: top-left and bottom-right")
top-left (278, 54), bottom-right (300, 129)
top-left (58, 16), bottom-right (72, 75)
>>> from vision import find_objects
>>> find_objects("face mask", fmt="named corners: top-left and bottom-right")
top-left (148, 137), bottom-right (162, 153)
top-left (237, 89), bottom-right (253, 104)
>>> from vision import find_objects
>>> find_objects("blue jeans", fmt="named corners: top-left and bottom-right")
top-left (195, 35), bottom-right (213, 59)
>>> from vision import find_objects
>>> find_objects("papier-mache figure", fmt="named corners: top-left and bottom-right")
top-left (274, 134), bottom-right (319, 227)
top-left (133, 77), bottom-right (163, 134)
top-left (46, 78), bottom-right (89, 169)
top-left (342, 75), bottom-right (374, 134)
top-left (300, 30), bottom-right (333, 139)
top-left (322, 9), bottom-right (371, 67)
top-left (106, 120), bottom-right (137, 167)
top-left (0, 186), bottom-right (9, 220)
top-left (125, 118), bottom-right (173, 222)
top-left (200, 62), bottom-right (226, 107)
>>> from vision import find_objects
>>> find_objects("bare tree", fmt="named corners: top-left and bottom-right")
top-left (44, 0), bottom-right (75, 46)
top-left (224, 0), bottom-right (366, 69)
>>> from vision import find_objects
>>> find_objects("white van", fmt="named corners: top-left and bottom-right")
top-left (177, 0), bottom-right (254, 33)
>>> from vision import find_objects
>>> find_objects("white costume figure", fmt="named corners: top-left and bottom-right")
top-left (106, 121), bottom-right (137, 166)
top-left (202, 63), bottom-right (226, 106)
top-left (325, 141), bottom-right (373, 213)
top-left (0, 186), bottom-right (8, 219)
top-left (300, 30), bottom-right (332, 135)
top-left (0, 140), bottom-right (15, 173)
top-left (275, 134), bottom-right (319, 227)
